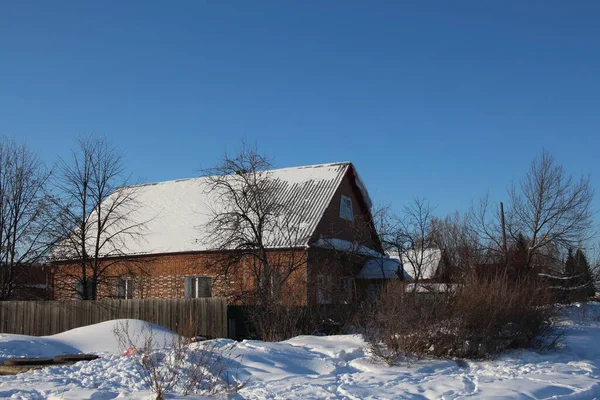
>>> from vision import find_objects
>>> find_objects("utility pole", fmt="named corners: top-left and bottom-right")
top-left (500, 202), bottom-right (507, 253)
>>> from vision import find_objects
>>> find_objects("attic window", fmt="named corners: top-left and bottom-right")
top-left (339, 195), bottom-right (354, 222)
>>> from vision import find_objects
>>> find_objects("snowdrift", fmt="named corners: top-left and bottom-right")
top-left (0, 305), bottom-right (599, 399)
top-left (0, 318), bottom-right (179, 361)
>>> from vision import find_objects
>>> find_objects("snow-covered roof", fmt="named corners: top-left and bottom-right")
top-left (313, 237), bottom-right (383, 258)
top-left (387, 249), bottom-right (443, 281)
top-left (58, 162), bottom-right (370, 257)
top-left (357, 257), bottom-right (412, 279)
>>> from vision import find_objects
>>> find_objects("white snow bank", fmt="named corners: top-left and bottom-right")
top-left (49, 319), bottom-right (180, 354)
top-left (0, 319), bottom-right (179, 361)
top-left (0, 334), bottom-right (80, 362)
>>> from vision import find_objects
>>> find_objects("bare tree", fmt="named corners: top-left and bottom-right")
top-left (0, 137), bottom-right (53, 300)
top-left (467, 150), bottom-right (594, 281)
top-left (430, 212), bottom-right (482, 282)
top-left (52, 137), bottom-right (146, 300)
top-left (377, 198), bottom-right (440, 288)
top-left (201, 144), bottom-right (308, 305)
top-left (468, 194), bottom-right (507, 259)
top-left (201, 143), bottom-right (311, 340)
top-left (507, 150), bottom-right (594, 270)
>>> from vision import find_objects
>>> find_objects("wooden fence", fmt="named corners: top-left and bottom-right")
top-left (0, 297), bottom-right (228, 338)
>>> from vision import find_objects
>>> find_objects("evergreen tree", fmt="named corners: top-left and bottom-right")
top-left (564, 248), bottom-right (576, 277)
top-left (574, 249), bottom-right (596, 298)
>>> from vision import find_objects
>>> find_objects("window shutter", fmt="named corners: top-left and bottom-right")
top-left (184, 277), bottom-right (193, 298)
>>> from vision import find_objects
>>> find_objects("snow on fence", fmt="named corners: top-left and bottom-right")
top-left (0, 297), bottom-right (228, 338)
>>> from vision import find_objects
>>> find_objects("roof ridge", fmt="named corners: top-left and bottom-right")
top-left (269, 161), bottom-right (350, 173)
top-left (121, 161), bottom-right (351, 189)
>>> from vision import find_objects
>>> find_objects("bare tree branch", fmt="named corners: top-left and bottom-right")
top-left (200, 142), bottom-right (309, 308)
top-left (507, 150), bottom-right (594, 270)
top-left (51, 137), bottom-right (148, 300)
top-left (377, 198), bottom-right (442, 289)
top-left (0, 136), bottom-right (54, 300)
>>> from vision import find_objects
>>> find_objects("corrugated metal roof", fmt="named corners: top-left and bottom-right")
top-left (68, 162), bottom-right (351, 256)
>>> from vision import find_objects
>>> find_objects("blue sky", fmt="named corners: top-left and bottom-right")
top-left (1, 1), bottom-right (599, 218)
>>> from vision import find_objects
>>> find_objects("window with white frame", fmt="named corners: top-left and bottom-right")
top-left (339, 195), bottom-right (354, 222)
top-left (184, 276), bottom-right (212, 298)
top-left (115, 278), bottom-right (134, 299)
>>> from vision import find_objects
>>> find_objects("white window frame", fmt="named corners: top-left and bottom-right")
top-left (339, 195), bottom-right (354, 222)
top-left (185, 276), bottom-right (212, 298)
top-left (116, 278), bottom-right (134, 300)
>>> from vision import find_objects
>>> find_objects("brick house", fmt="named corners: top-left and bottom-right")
top-left (1, 263), bottom-right (53, 300)
top-left (52, 162), bottom-right (383, 305)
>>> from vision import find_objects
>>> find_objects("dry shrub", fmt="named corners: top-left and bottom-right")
top-left (363, 276), bottom-right (559, 364)
top-left (113, 321), bottom-right (244, 399)
top-left (241, 304), bottom-right (355, 342)
top-left (362, 283), bottom-right (452, 364)
top-left (248, 305), bottom-right (353, 341)
top-left (452, 275), bottom-right (558, 358)
top-left (249, 304), bottom-right (308, 342)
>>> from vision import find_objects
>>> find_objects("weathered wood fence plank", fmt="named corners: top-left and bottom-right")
top-left (0, 298), bottom-right (227, 338)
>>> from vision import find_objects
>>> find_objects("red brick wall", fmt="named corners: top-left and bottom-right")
top-left (53, 249), bottom-right (309, 305)
top-left (306, 247), bottom-right (369, 304)
top-left (1, 264), bottom-right (53, 300)
top-left (312, 166), bottom-right (381, 251)
top-left (305, 166), bottom-right (381, 304)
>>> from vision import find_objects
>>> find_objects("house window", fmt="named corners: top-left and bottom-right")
top-left (116, 278), bottom-right (134, 299)
top-left (339, 195), bottom-right (354, 222)
top-left (342, 277), bottom-right (354, 303)
top-left (316, 274), bottom-right (333, 304)
top-left (367, 283), bottom-right (379, 301)
top-left (75, 279), bottom-right (97, 300)
top-left (184, 276), bottom-right (212, 298)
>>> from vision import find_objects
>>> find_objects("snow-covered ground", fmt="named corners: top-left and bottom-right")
top-left (0, 304), bottom-right (599, 399)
